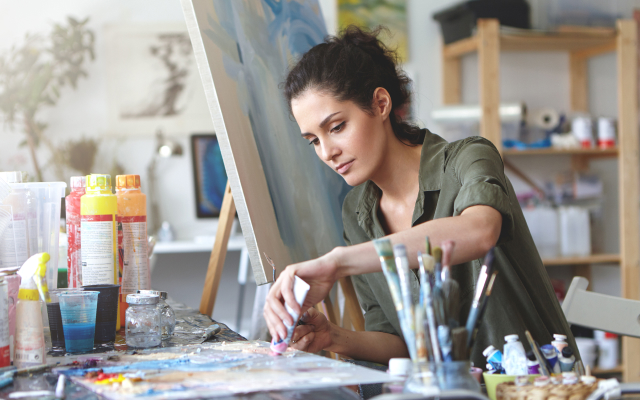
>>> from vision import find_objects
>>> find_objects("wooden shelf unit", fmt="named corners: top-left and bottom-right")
top-left (542, 254), bottom-right (621, 266)
top-left (441, 19), bottom-right (640, 382)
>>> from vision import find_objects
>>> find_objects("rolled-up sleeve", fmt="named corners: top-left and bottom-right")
top-left (452, 138), bottom-right (515, 245)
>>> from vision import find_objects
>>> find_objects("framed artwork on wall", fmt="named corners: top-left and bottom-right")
top-left (191, 134), bottom-right (227, 218)
top-left (104, 23), bottom-right (214, 137)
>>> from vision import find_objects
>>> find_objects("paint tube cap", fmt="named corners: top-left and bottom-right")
top-left (126, 294), bottom-right (159, 305)
top-left (70, 176), bottom-right (87, 189)
top-left (483, 345), bottom-right (497, 357)
top-left (0, 171), bottom-right (23, 184)
top-left (87, 174), bottom-right (112, 191)
top-left (581, 375), bottom-right (596, 385)
top-left (388, 358), bottom-right (412, 377)
top-left (561, 347), bottom-right (574, 358)
top-left (526, 350), bottom-right (536, 361)
top-left (137, 289), bottom-right (167, 300)
top-left (504, 334), bottom-right (520, 343)
top-left (116, 175), bottom-right (141, 190)
top-left (553, 334), bottom-right (567, 341)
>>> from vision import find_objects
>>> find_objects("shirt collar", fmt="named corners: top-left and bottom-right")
top-left (355, 129), bottom-right (447, 226)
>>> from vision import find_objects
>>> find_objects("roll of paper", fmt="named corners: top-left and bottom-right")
top-left (532, 108), bottom-right (560, 130)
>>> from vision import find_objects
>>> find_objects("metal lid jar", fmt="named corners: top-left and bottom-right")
top-left (125, 294), bottom-right (161, 348)
top-left (138, 290), bottom-right (175, 340)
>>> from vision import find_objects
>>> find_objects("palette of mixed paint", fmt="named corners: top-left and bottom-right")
top-left (53, 341), bottom-right (392, 399)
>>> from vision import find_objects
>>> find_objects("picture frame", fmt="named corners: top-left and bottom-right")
top-left (191, 134), bottom-right (227, 218)
top-left (104, 23), bottom-right (214, 137)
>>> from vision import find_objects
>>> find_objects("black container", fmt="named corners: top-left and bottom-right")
top-left (433, 0), bottom-right (531, 44)
top-left (46, 302), bottom-right (65, 349)
top-left (81, 284), bottom-right (120, 343)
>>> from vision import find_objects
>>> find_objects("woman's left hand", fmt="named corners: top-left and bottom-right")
top-left (290, 308), bottom-right (333, 353)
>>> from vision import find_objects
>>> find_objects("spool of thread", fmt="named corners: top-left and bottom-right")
top-left (572, 116), bottom-right (593, 148)
top-left (533, 108), bottom-right (560, 130)
top-left (597, 117), bottom-right (616, 149)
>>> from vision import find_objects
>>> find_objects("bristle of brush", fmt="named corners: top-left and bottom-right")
top-left (421, 253), bottom-right (435, 273)
top-left (425, 237), bottom-right (431, 256)
top-left (372, 238), bottom-right (394, 258)
top-left (432, 247), bottom-right (442, 263)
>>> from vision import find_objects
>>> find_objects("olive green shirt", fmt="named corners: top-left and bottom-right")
top-left (342, 130), bottom-right (578, 367)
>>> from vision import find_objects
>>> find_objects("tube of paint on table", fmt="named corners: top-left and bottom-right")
top-left (558, 347), bottom-right (576, 372)
top-left (541, 344), bottom-right (561, 374)
top-left (551, 334), bottom-right (568, 354)
top-left (527, 351), bottom-right (541, 375)
top-left (270, 275), bottom-right (310, 354)
top-left (483, 345), bottom-right (504, 373)
top-left (66, 176), bottom-right (86, 289)
top-left (373, 239), bottom-right (417, 363)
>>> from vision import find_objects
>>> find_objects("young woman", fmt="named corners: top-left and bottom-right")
top-left (263, 26), bottom-right (577, 367)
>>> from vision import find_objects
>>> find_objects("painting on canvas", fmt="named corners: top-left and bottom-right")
top-left (338, 0), bottom-right (409, 63)
top-left (105, 24), bottom-right (214, 136)
top-left (182, 0), bottom-right (351, 284)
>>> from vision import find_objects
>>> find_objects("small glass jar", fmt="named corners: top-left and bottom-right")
top-left (125, 294), bottom-right (161, 348)
top-left (138, 290), bottom-right (175, 340)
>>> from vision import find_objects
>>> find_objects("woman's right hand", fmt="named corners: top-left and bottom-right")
top-left (289, 308), bottom-right (333, 353)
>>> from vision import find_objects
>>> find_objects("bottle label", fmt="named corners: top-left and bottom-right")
top-left (81, 214), bottom-right (115, 285)
top-left (120, 216), bottom-right (150, 294)
top-left (14, 325), bottom-right (45, 366)
top-left (67, 213), bottom-right (82, 288)
top-left (0, 213), bottom-right (28, 268)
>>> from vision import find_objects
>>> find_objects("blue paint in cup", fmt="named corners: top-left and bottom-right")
top-left (58, 291), bottom-right (99, 353)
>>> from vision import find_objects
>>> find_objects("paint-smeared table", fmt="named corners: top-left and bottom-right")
top-left (0, 300), bottom-right (362, 400)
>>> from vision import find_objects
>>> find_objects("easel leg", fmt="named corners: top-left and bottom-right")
top-left (200, 182), bottom-right (236, 316)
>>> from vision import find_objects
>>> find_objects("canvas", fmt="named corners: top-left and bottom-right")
top-left (181, 0), bottom-right (351, 284)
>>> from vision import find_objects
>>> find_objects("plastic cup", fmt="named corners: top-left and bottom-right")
top-left (48, 288), bottom-right (82, 350)
top-left (81, 284), bottom-right (120, 343)
top-left (58, 291), bottom-right (99, 353)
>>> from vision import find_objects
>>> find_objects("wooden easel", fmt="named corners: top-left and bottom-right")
top-left (199, 182), bottom-right (364, 332)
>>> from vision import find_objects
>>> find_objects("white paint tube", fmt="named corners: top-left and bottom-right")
top-left (270, 275), bottom-right (310, 354)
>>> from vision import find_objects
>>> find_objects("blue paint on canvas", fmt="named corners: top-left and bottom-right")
top-left (200, 0), bottom-right (351, 263)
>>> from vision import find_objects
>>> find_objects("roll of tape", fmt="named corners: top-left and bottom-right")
top-left (532, 108), bottom-right (560, 130)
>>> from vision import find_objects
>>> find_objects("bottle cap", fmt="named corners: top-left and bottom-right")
top-left (388, 358), bottom-right (412, 377)
top-left (86, 174), bottom-right (112, 191)
top-left (70, 176), bottom-right (87, 189)
top-left (581, 376), bottom-right (596, 385)
top-left (116, 174), bottom-right (141, 190)
top-left (504, 334), bottom-right (519, 343)
top-left (483, 345), bottom-right (497, 357)
top-left (561, 347), bottom-right (574, 358)
top-left (526, 350), bottom-right (536, 361)
top-left (540, 344), bottom-right (556, 357)
top-left (0, 171), bottom-right (23, 183)
top-left (137, 289), bottom-right (167, 300)
top-left (534, 376), bottom-right (550, 387)
top-left (126, 294), bottom-right (159, 305)
top-left (553, 334), bottom-right (567, 341)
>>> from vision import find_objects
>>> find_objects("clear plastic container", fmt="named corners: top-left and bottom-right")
top-left (406, 361), bottom-right (479, 393)
top-left (137, 290), bottom-right (175, 340)
top-left (13, 182), bottom-right (67, 289)
top-left (125, 294), bottom-right (161, 348)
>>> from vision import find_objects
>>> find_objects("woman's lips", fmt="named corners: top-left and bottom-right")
top-left (337, 160), bottom-right (354, 174)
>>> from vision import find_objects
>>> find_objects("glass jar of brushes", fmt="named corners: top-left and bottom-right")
top-left (125, 294), bottom-right (161, 348)
top-left (138, 290), bottom-right (175, 340)
top-left (405, 361), bottom-right (481, 394)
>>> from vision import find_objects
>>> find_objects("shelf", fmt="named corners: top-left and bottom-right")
top-left (542, 254), bottom-right (620, 266)
top-left (592, 366), bottom-right (624, 375)
top-left (503, 147), bottom-right (618, 157)
top-left (443, 29), bottom-right (616, 59)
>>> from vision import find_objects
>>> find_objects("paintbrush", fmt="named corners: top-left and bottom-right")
top-left (466, 248), bottom-right (495, 346)
top-left (525, 330), bottom-right (551, 377)
top-left (264, 253), bottom-right (276, 282)
top-left (451, 327), bottom-right (469, 361)
top-left (468, 271), bottom-right (498, 350)
top-left (420, 252), bottom-right (442, 363)
top-left (431, 247), bottom-right (446, 327)
top-left (440, 240), bottom-right (460, 328)
top-left (394, 244), bottom-right (416, 361)
top-left (373, 239), bottom-right (417, 361)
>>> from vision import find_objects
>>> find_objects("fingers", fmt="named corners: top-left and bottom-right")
top-left (264, 281), bottom-right (290, 342)
top-left (280, 266), bottom-right (300, 317)
top-left (291, 324), bottom-right (314, 344)
top-left (291, 331), bottom-right (315, 352)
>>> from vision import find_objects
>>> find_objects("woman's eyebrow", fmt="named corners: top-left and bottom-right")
top-left (319, 112), bottom-right (340, 128)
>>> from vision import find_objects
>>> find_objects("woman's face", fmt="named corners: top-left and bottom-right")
top-left (291, 89), bottom-right (390, 187)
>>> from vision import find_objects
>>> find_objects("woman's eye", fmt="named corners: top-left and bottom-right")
top-left (331, 122), bottom-right (345, 133)
top-left (308, 138), bottom-right (319, 146)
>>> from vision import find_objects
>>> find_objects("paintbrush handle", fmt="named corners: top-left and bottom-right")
top-left (465, 305), bottom-right (479, 346)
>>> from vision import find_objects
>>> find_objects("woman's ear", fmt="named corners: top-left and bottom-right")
top-left (372, 87), bottom-right (392, 120)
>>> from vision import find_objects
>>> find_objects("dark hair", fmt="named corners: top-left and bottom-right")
top-left (284, 25), bottom-right (423, 145)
